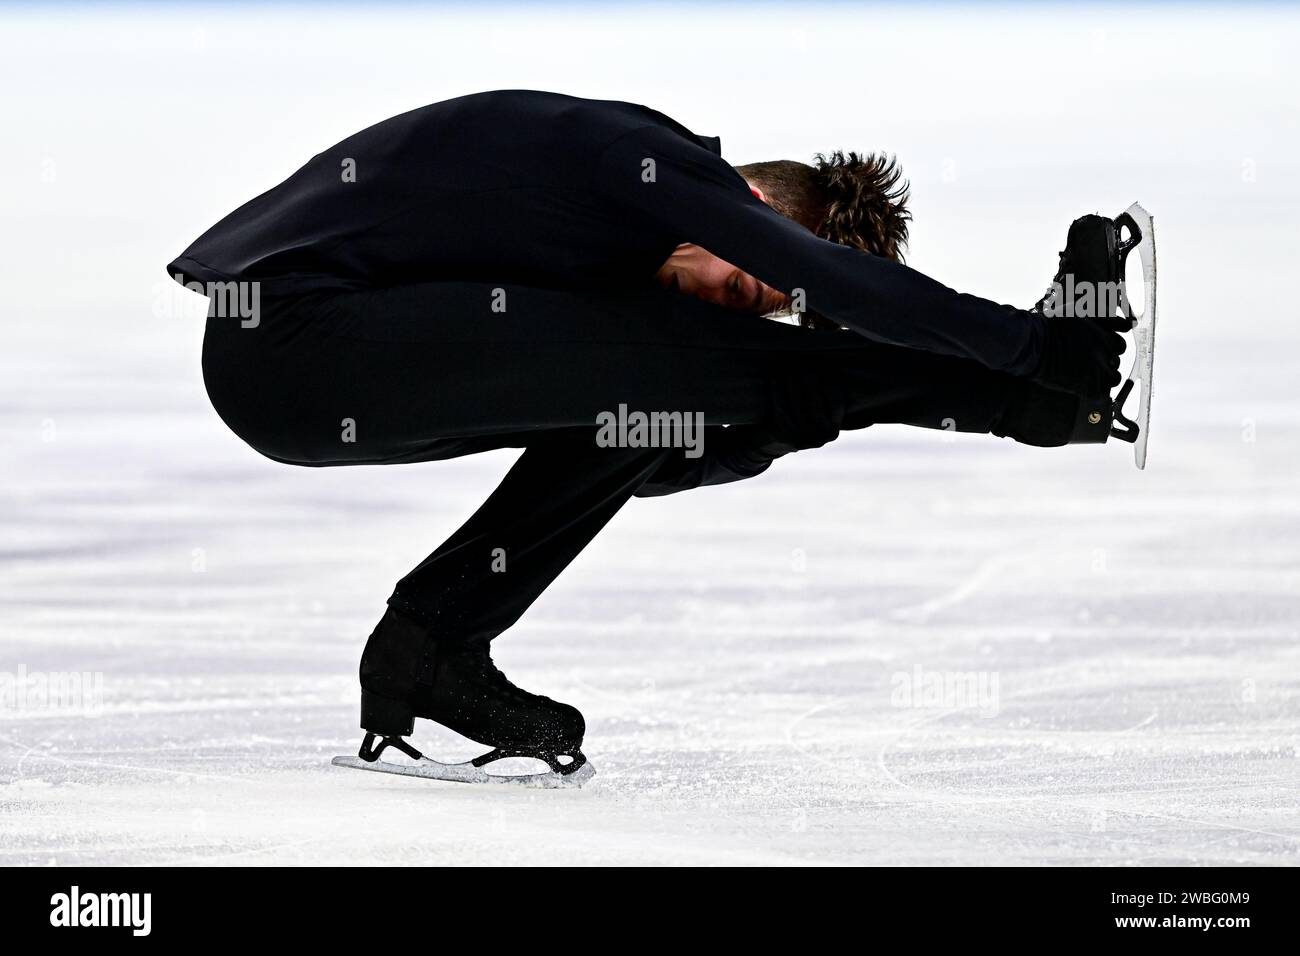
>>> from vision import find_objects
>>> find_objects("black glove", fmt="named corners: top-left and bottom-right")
top-left (1031, 317), bottom-right (1129, 399)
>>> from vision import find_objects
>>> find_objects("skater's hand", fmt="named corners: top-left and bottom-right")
top-left (1031, 317), bottom-right (1129, 399)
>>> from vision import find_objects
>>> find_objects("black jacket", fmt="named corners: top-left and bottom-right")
top-left (170, 90), bottom-right (1045, 492)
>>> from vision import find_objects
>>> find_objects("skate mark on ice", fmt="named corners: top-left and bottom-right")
top-left (0, 691), bottom-right (346, 723)
top-left (1119, 710), bottom-right (1159, 734)
top-left (2, 732), bottom-right (264, 787)
top-left (0, 841), bottom-right (224, 863)
top-left (888, 552), bottom-right (1017, 624)
top-left (783, 685), bottom-right (1300, 850)
top-left (167, 837), bottom-right (324, 866)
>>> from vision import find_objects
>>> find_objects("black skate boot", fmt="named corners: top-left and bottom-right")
top-left (332, 607), bottom-right (593, 788)
top-left (1033, 204), bottom-right (1157, 463)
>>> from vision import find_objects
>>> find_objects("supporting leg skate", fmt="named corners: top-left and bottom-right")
top-left (332, 732), bottom-right (595, 789)
top-left (333, 610), bottom-right (595, 788)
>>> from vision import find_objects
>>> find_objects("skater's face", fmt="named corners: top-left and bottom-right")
top-left (655, 180), bottom-right (793, 315)
top-left (655, 244), bottom-right (792, 315)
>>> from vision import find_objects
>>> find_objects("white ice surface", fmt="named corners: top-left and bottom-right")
top-left (1, 3), bottom-right (1298, 865)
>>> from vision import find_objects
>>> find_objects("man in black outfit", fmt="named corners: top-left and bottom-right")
top-left (171, 90), bottom-right (1124, 777)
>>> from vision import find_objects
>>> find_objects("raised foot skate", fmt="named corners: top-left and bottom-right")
top-left (1035, 201), bottom-right (1158, 467)
top-left (1109, 202), bottom-right (1158, 470)
top-left (332, 732), bottom-right (596, 789)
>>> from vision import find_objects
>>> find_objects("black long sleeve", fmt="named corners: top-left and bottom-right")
top-left (593, 124), bottom-right (1047, 375)
top-left (169, 90), bottom-right (1047, 378)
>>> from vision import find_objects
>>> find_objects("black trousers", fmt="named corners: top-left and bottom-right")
top-left (202, 281), bottom-right (1075, 645)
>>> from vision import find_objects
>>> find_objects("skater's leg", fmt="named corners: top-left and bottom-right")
top-left (388, 430), bottom-right (671, 643)
top-left (202, 281), bottom-right (1075, 469)
top-left (380, 368), bottom-right (1072, 642)
top-left (202, 283), bottom-right (794, 465)
top-left (830, 344), bottom-right (1080, 446)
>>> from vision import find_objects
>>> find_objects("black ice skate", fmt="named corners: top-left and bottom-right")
top-left (331, 608), bottom-right (594, 788)
top-left (1033, 202), bottom-right (1158, 468)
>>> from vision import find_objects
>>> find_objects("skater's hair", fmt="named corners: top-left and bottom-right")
top-left (736, 151), bottom-right (911, 262)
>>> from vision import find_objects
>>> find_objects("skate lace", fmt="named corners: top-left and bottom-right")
top-left (1033, 248), bottom-right (1070, 314)
top-left (472, 650), bottom-right (553, 705)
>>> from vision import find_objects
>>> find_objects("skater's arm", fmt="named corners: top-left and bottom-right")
top-left (593, 126), bottom-right (1046, 375)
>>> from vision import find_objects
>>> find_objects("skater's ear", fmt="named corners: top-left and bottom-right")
top-left (734, 159), bottom-right (823, 232)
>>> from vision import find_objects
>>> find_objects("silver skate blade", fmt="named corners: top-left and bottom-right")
top-left (1119, 202), bottom-right (1156, 470)
top-left (330, 754), bottom-right (596, 789)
